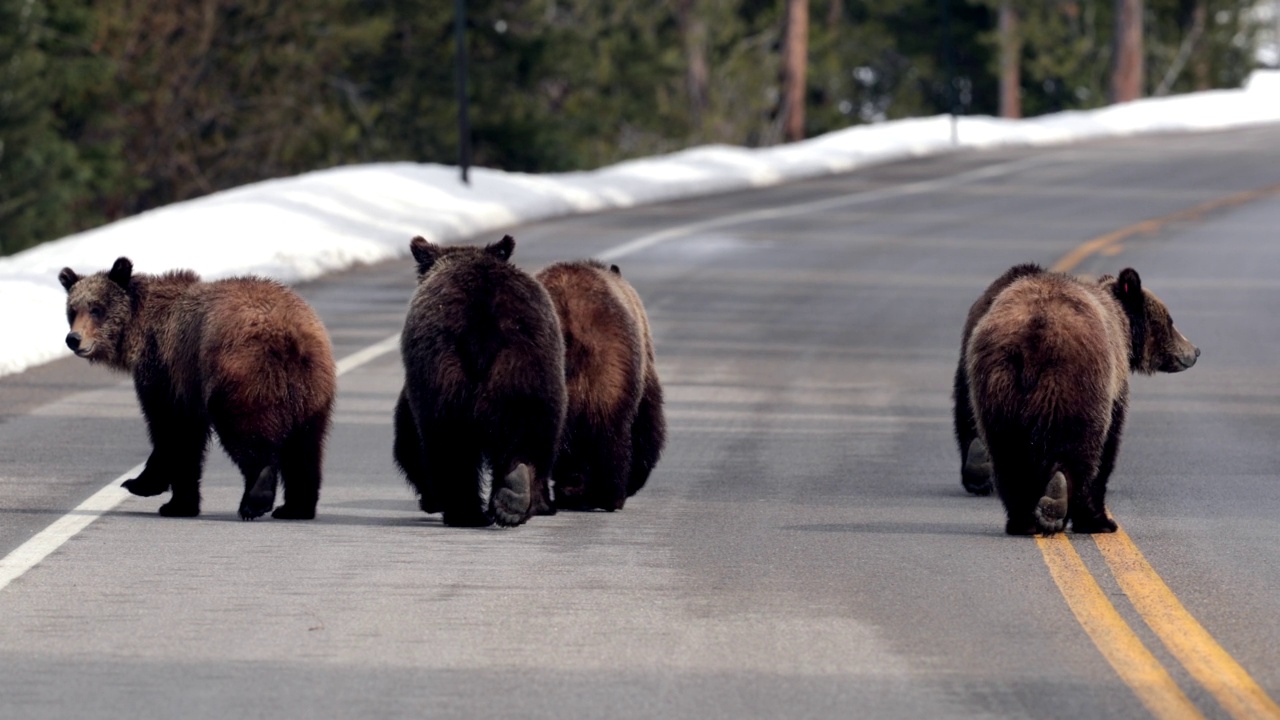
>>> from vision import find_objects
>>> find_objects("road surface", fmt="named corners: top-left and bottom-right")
top-left (1, 124), bottom-right (1279, 719)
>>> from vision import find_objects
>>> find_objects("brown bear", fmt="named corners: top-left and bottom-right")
top-left (535, 260), bottom-right (666, 511)
top-left (59, 257), bottom-right (336, 520)
top-left (961, 265), bottom-right (1199, 535)
top-left (393, 235), bottom-right (566, 528)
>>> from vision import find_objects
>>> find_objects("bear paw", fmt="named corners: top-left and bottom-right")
top-left (238, 467), bottom-right (278, 520)
top-left (961, 439), bottom-right (993, 496)
top-left (158, 499), bottom-right (199, 518)
top-left (1033, 471), bottom-right (1069, 534)
top-left (271, 504), bottom-right (316, 521)
top-left (122, 473), bottom-right (171, 497)
top-left (491, 463), bottom-right (533, 528)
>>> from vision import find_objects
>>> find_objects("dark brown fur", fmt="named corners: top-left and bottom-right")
top-left (535, 260), bottom-right (666, 511)
top-left (961, 266), bottom-right (1199, 535)
top-left (393, 235), bottom-right (567, 528)
top-left (953, 263), bottom-right (1044, 495)
top-left (59, 257), bottom-right (336, 520)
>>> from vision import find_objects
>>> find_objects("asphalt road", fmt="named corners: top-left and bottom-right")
top-left (2, 124), bottom-right (1279, 719)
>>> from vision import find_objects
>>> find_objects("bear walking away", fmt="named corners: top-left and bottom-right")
top-left (535, 260), bottom-right (666, 511)
top-left (959, 265), bottom-right (1199, 536)
top-left (393, 235), bottom-right (567, 528)
top-left (59, 258), bottom-right (336, 520)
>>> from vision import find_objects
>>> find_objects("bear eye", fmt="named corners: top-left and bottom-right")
top-left (90, 306), bottom-right (105, 321)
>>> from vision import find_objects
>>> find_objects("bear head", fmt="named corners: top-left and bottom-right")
top-left (58, 257), bottom-right (135, 367)
top-left (409, 234), bottom-right (515, 278)
top-left (1106, 267), bottom-right (1200, 374)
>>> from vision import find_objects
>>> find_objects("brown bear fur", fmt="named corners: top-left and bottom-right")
top-left (59, 257), bottom-right (336, 520)
top-left (953, 263), bottom-right (1043, 495)
top-left (535, 260), bottom-right (666, 511)
top-left (962, 265), bottom-right (1199, 535)
top-left (393, 235), bottom-right (567, 528)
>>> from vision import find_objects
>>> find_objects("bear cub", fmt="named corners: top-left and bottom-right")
top-left (535, 260), bottom-right (666, 511)
top-left (956, 265), bottom-right (1198, 535)
top-left (60, 257), bottom-right (336, 520)
top-left (393, 235), bottom-right (567, 528)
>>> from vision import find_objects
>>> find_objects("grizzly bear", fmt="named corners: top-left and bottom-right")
top-left (59, 257), bottom-right (336, 520)
top-left (535, 260), bottom-right (666, 511)
top-left (393, 235), bottom-right (566, 528)
top-left (961, 265), bottom-right (1199, 535)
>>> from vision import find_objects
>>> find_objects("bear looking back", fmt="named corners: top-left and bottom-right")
top-left (535, 259), bottom-right (666, 511)
top-left (59, 257), bottom-right (336, 520)
top-left (963, 266), bottom-right (1199, 535)
top-left (393, 235), bottom-right (567, 528)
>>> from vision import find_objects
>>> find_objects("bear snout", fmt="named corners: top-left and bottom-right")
top-left (1180, 345), bottom-right (1200, 369)
top-left (65, 332), bottom-right (93, 357)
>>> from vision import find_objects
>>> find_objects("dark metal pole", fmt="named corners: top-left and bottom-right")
top-left (942, 0), bottom-right (958, 144)
top-left (454, 0), bottom-right (472, 185)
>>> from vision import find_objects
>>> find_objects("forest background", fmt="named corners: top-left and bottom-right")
top-left (0, 0), bottom-right (1269, 255)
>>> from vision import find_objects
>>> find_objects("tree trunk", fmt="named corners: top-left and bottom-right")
top-left (1110, 0), bottom-right (1144, 103)
top-left (827, 0), bottom-right (842, 28)
top-left (676, 0), bottom-right (709, 127)
top-left (998, 1), bottom-right (1021, 119)
top-left (783, 0), bottom-right (809, 142)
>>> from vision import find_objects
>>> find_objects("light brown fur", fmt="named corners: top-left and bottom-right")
top-left (535, 260), bottom-right (666, 510)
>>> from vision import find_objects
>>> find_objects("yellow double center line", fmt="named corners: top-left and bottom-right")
top-left (1037, 182), bottom-right (1280, 719)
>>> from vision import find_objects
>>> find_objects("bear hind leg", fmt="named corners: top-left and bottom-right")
top-left (491, 462), bottom-right (534, 527)
top-left (987, 439), bottom-right (1048, 536)
top-left (626, 381), bottom-right (665, 497)
top-left (430, 438), bottom-right (489, 528)
top-left (237, 465), bottom-right (279, 521)
top-left (273, 415), bottom-right (328, 521)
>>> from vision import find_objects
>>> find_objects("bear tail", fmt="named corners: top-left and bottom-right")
top-left (1033, 468), bottom-right (1069, 535)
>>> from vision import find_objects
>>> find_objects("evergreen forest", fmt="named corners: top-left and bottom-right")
top-left (0, 0), bottom-right (1266, 255)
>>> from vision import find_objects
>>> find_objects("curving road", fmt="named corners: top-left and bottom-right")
top-left (1, 124), bottom-right (1279, 719)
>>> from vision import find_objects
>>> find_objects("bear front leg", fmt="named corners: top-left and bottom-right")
top-left (131, 387), bottom-right (209, 517)
top-left (1071, 406), bottom-right (1124, 534)
top-left (121, 450), bottom-right (172, 497)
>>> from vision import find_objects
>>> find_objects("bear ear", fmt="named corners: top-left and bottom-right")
top-left (1115, 268), bottom-right (1144, 310)
top-left (108, 257), bottom-right (133, 289)
top-left (610, 264), bottom-right (622, 276)
top-left (58, 268), bottom-right (80, 292)
top-left (409, 236), bottom-right (440, 273)
top-left (486, 235), bottom-right (515, 263)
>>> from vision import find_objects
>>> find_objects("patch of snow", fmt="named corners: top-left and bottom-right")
top-left (3, 70), bottom-right (1279, 378)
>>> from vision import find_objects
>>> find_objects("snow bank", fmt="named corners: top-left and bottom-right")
top-left (3, 69), bottom-right (1278, 378)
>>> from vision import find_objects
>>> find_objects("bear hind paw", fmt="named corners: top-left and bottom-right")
top-left (491, 463), bottom-right (533, 528)
top-left (158, 499), bottom-right (199, 518)
top-left (961, 439), bottom-right (993, 495)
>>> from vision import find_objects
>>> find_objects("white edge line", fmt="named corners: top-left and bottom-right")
top-left (596, 155), bottom-right (1053, 263)
top-left (0, 334), bottom-right (405, 593)
top-left (0, 154), bottom-right (1052, 593)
